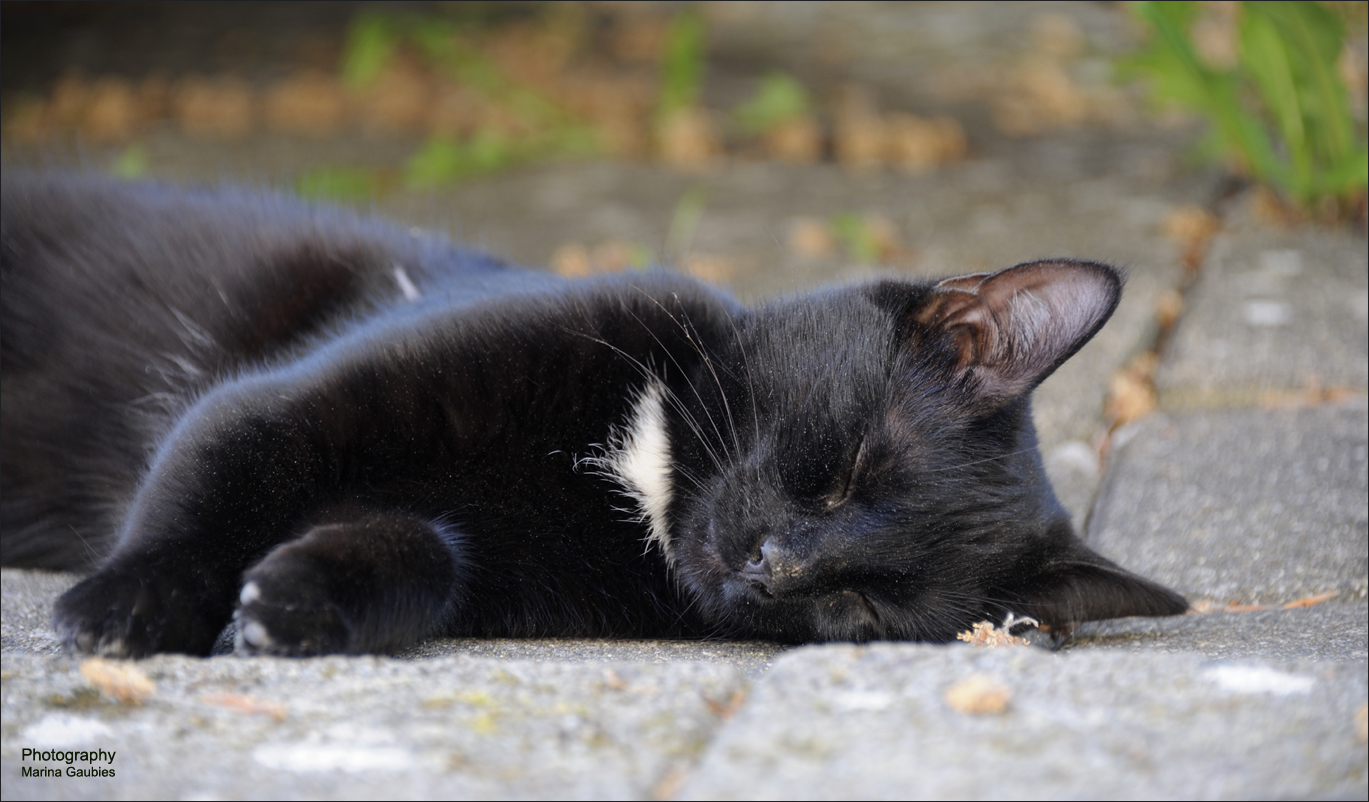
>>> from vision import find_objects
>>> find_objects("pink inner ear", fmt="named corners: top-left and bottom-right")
top-left (918, 287), bottom-right (996, 364)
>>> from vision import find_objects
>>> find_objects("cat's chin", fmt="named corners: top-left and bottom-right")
top-left (695, 574), bottom-right (888, 644)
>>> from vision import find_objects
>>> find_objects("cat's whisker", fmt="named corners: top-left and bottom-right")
top-left (667, 461), bottom-right (706, 494)
top-left (934, 446), bottom-right (1047, 474)
top-left (551, 322), bottom-right (728, 479)
top-left (66, 524), bottom-right (103, 572)
top-left (663, 306), bottom-right (744, 465)
top-left (627, 291), bottom-right (742, 460)
top-left (721, 308), bottom-right (763, 484)
top-left (656, 380), bottom-right (727, 476)
top-left (619, 300), bottom-right (735, 465)
top-left (551, 325), bottom-right (714, 466)
top-left (168, 306), bottom-right (218, 351)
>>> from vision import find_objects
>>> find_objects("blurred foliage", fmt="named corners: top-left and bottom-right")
top-left (1124, 1), bottom-right (1367, 212)
top-left (665, 186), bottom-right (708, 261)
top-left (829, 213), bottom-right (883, 264)
top-left (402, 132), bottom-right (512, 187)
top-left (339, 11), bottom-right (399, 90)
top-left (403, 128), bottom-right (599, 189)
top-left (733, 73), bottom-right (811, 135)
top-left (619, 241), bottom-right (656, 272)
top-left (109, 144), bottom-right (149, 180)
top-left (656, 10), bottom-right (707, 119)
top-left (335, 6), bottom-right (600, 191)
top-left (296, 166), bottom-right (384, 203)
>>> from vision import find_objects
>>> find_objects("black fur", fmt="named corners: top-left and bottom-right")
top-left (0, 174), bottom-right (1187, 657)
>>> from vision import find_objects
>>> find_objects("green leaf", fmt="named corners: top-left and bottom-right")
top-left (1125, 2), bottom-right (1288, 193)
top-left (1240, 8), bottom-right (1311, 197)
top-left (1319, 145), bottom-right (1369, 195)
top-left (1248, 2), bottom-right (1354, 167)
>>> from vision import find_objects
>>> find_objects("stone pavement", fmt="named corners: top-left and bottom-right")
top-left (3, 145), bottom-right (1367, 799)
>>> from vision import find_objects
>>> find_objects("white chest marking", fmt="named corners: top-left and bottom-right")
top-left (602, 380), bottom-right (675, 565)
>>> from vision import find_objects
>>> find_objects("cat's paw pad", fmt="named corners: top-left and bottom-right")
top-left (233, 566), bottom-right (350, 656)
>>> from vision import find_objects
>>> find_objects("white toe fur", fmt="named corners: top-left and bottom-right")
top-left (240, 620), bottom-right (273, 649)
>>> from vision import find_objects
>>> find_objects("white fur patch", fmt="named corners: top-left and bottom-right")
top-left (597, 380), bottom-right (675, 565)
top-left (392, 264), bottom-right (422, 302)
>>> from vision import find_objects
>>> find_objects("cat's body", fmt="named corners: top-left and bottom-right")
top-left (1, 174), bottom-right (1186, 657)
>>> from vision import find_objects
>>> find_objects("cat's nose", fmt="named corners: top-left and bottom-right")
top-left (741, 539), bottom-right (774, 589)
top-left (741, 538), bottom-right (820, 597)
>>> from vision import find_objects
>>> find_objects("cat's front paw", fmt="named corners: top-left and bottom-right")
top-left (54, 569), bottom-right (224, 657)
top-left (234, 559), bottom-right (349, 656)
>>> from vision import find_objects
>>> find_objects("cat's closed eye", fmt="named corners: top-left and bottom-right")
top-left (821, 436), bottom-right (869, 510)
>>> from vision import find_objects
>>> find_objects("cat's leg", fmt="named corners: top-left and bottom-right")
top-left (53, 364), bottom-right (455, 658)
top-left (234, 511), bottom-right (465, 656)
top-left (52, 382), bottom-right (316, 657)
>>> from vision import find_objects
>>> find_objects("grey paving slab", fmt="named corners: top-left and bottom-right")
top-left (401, 638), bottom-right (786, 680)
top-left (1069, 602), bottom-right (1368, 663)
top-left (1, 651), bottom-right (747, 801)
top-left (0, 570), bottom-right (74, 657)
top-left (675, 643), bottom-right (1368, 801)
top-left (1157, 226), bottom-right (1369, 408)
top-left (1088, 406), bottom-right (1369, 606)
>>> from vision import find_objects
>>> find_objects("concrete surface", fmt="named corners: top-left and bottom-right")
top-left (676, 644), bottom-right (1366, 801)
top-left (1157, 225), bottom-right (1369, 407)
top-left (3, 3), bottom-right (1368, 797)
top-left (1089, 406), bottom-right (1369, 606)
top-left (2, 651), bottom-right (748, 800)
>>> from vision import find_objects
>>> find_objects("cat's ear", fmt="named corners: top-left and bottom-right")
top-left (1007, 542), bottom-right (1188, 628)
top-left (914, 259), bottom-right (1122, 402)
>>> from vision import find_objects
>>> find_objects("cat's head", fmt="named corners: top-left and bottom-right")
top-left (661, 259), bottom-right (1186, 643)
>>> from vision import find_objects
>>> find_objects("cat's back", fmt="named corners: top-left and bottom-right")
top-left (2, 174), bottom-right (546, 355)
top-left (0, 174), bottom-right (552, 567)
top-left (2, 175), bottom-right (571, 382)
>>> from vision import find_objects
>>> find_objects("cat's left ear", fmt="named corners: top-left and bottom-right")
top-left (914, 259), bottom-right (1122, 403)
top-left (1007, 541), bottom-right (1189, 628)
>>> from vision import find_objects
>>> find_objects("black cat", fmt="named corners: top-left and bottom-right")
top-left (1, 174), bottom-right (1186, 657)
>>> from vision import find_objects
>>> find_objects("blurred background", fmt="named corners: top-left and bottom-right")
top-left (0, 0), bottom-right (1362, 300)
top-left (3, 2), bottom-right (1364, 281)
top-left (6, 3), bottom-right (1364, 515)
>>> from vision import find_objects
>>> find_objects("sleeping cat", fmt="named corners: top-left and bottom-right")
top-left (1, 174), bottom-right (1186, 657)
